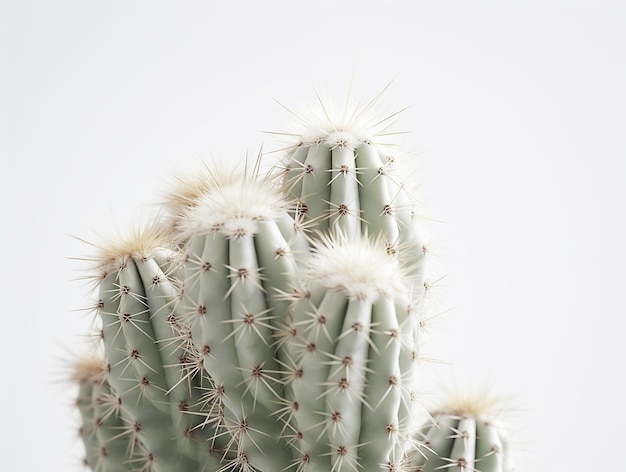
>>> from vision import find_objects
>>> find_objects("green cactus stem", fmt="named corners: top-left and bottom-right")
top-left (89, 224), bottom-right (229, 471)
top-left (172, 163), bottom-right (306, 471)
top-left (278, 230), bottom-right (421, 472)
top-left (74, 355), bottom-right (149, 471)
top-left (276, 94), bottom-right (429, 299)
top-left (410, 395), bottom-right (516, 472)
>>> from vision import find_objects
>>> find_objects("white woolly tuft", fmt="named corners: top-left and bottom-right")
top-left (161, 161), bottom-right (245, 218)
top-left (273, 84), bottom-right (408, 151)
top-left (72, 354), bottom-right (108, 384)
top-left (176, 172), bottom-right (289, 240)
top-left (431, 381), bottom-right (518, 423)
top-left (77, 218), bottom-right (175, 279)
top-left (161, 167), bottom-right (211, 217)
top-left (305, 230), bottom-right (409, 302)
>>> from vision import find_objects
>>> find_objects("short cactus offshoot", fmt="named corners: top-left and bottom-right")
top-left (70, 90), bottom-right (518, 472)
top-left (74, 355), bottom-right (146, 472)
top-left (410, 395), bottom-right (515, 472)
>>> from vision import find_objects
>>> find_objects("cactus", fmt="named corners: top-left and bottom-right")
top-left (74, 355), bottom-right (152, 471)
top-left (277, 230), bottom-right (420, 471)
top-left (170, 163), bottom-right (306, 471)
top-left (277, 92), bottom-right (429, 292)
top-left (70, 90), bottom-right (518, 472)
top-left (82, 224), bottom-right (232, 471)
top-left (409, 396), bottom-right (515, 472)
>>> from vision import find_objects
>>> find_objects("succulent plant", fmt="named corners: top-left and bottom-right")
top-left (169, 164), bottom-right (306, 471)
top-left (277, 92), bottom-right (429, 290)
top-left (276, 230), bottom-right (421, 471)
top-left (71, 91), bottom-right (517, 472)
top-left (74, 355), bottom-right (145, 471)
top-left (409, 396), bottom-right (516, 472)
top-left (81, 225), bottom-right (231, 471)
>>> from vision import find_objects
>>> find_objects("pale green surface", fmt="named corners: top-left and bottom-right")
top-left (359, 297), bottom-right (404, 468)
top-left (77, 380), bottom-right (100, 471)
top-left (298, 144), bottom-right (332, 233)
top-left (412, 414), bottom-right (514, 472)
top-left (91, 379), bottom-right (139, 472)
top-left (97, 260), bottom-right (204, 471)
top-left (281, 285), bottom-right (418, 471)
top-left (180, 219), bottom-right (300, 471)
top-left (283, 141), bottom-right (429, 298)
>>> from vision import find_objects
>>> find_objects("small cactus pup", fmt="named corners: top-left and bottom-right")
top-left (410, 394), bottom-right (516, 472)
top-left (171, 160), bottom-right (305, 471)
top-left (75, 355), bottom-right (101, 470)
top-left (86, 223), bottom-right (230, 471)
top-left (274, 90), bottom-right (430, 296)
top-left (278, 230), bottom-right (422, 472)
top-left (74, 354), bottom-right (150, 471)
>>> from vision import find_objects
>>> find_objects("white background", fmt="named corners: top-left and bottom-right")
top-left (2, 1), bottom-right (624, 470)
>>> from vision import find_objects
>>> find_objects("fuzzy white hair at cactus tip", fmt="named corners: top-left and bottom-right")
top-left (274, 82), bottom-right (408, 151)
top-left (175, 161), bottom-right (289, 240)
top-left (305, 230), bottom-right (410, 302)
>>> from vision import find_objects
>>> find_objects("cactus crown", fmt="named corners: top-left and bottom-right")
top-left (304, 230), bottom-right (409, 301)
top-left (82, 221), bottom-right (173, 278)
top-left (277, 86), bottom-right (405, 150)
top-left (432, 388), bottom-right (511, 421)
top-left (174, 161), bottom-right (289, 240)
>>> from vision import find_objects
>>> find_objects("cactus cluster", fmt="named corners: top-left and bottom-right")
top-left (70, 91), bottom-right (517, 471)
